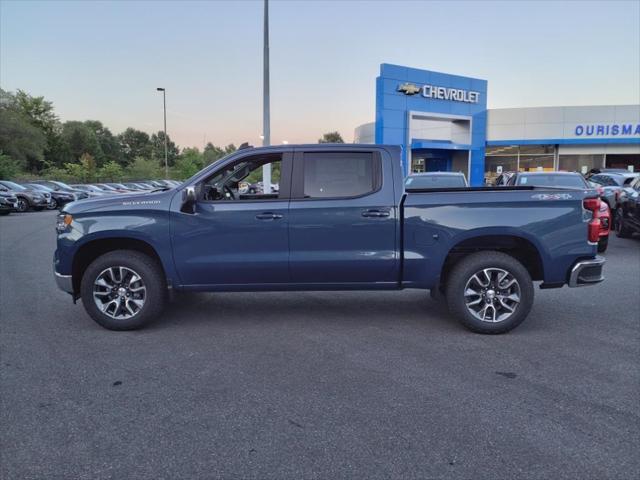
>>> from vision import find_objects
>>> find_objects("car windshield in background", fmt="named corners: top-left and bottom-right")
top-left (1, 181), bottom-right (27, 191)
top-left (406, 175), bottom-right (466, 189)
top-left (516, 175), bottom-right (587, 188)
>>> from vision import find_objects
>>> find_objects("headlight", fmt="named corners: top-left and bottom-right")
top-left (56, 213), bottom-right (73, 233)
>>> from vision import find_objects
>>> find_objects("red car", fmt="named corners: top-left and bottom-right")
top-left (597, 201), bottom-right (610, 253)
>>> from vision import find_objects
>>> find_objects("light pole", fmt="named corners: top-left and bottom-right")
top-left (156, 87), bottom-right (168, 179)
top-left (262, 0), bottom-right (271, 192)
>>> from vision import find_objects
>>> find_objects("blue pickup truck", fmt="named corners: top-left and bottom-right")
top-left (54, 144), bottom-right (605, 333)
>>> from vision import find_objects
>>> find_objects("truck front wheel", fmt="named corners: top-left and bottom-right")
top-left (445, 251), bottom-right (534, 334)
top-left (80, 250), bottom-right (166, 330)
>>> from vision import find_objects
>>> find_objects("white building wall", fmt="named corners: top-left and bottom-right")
top-left (487, 105), bottom-right (640, 143)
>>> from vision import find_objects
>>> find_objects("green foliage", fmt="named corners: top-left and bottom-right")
top-left (172, 147), bottom-right (203, 179)
top-left (118, 128), bottom-right (152, 165)
top-left (0, 153), bottom-right (22, 179)
top-left (14, 89), bottom-right (58, 135)
top-left (42, 166), bottom-right (73, 183)
top-left (0, 89), bottom-right (47, 172)
top-left (98, 161), bottom-right (124, 181)
top-left (0, 87), bottom-right (239, 179)
top-left (151, 131), bottom-right (179, 167)
top-left (318, 131), bottom-right (345, 143)
top-left (126, 156), bottom-right (161, 180)
top-left (64, 162), bottom-right (88, 182)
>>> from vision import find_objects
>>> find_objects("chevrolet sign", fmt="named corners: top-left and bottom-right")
top-left (398, 82), bottom-right (480, 104)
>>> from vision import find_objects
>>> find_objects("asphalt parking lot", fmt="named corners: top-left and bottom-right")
top-left (1, 210), bottom-right (639, 480)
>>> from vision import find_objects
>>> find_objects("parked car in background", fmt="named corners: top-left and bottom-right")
top-left (31, 180), bottom-right (90, 200)
top-left (95, 183), bottom-right (128, 193)
top-left (585, 168), bottom-right (631, 180)
top-left (123, 182), bottom-right (153, 191)
top-left (0, 191), bottom-right (18, 215)
top-left (588, 172), bottom-right (639, 209)
top-left (615, 176), bottom-right (640, 238)
top-left (506, 171), bottom-right (590, 189)
top-left (0, 180), bottom-right (48, 212)
top-left (23, 183), bottom-right (76, 209)
top-left (596, 201), bottom-right (611, 252)
top-left (406, 172), bottom-right (468, 189)
top-left (505, 171), bottom-right (611, 253)
top-left (494, 171), bottom-right (515, 186)
top-left (70, 185), bottom-right (112, 197)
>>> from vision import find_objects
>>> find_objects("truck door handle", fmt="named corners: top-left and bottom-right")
top-left (255, 212), bottom-right (283, 220)
top-left (361, 209), bottom-right (390, 218)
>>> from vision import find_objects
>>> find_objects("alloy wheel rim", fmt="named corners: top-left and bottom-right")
top-left (93, 266), bottom-right (146, 320)
top-left (464, 268), bottom-right (521, 323)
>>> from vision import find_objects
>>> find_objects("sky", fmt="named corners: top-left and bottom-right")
top-left (1, 0), bottom-right (639, 148)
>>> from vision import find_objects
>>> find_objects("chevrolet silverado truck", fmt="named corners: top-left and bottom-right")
top-left (54, 144), bottom-right (605, 333)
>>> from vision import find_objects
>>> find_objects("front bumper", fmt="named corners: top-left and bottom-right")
top-left (54, 260), bottom-right (74, 294)
top-left (568, 256), bottom-right (605, 287)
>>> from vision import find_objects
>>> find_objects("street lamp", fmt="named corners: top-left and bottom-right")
top-left (156, 87), bottom-right (168, 179)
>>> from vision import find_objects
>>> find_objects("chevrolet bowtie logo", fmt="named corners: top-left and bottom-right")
top-left (397, 82), bottom-right (421, 95)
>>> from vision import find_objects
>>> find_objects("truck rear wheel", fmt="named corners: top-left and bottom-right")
top-left (445, 251), bottom-right (534, 334)
top-left (80, 250), bottom-right (166, 330)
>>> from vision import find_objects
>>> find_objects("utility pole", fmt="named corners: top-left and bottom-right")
top-left (262, 0), bottom-right (271, 192)
top-left (156, 87), bottom-right (168, 179)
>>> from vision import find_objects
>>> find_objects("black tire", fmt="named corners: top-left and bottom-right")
top-left (430, 287), bottom-right (445, 302)
top-left (445, 251), bottom-right (534, 334)
top-left (48, 198), bottom-right (58, 210)
top-left (597, 236), bottom-right (608, 253)
top-left (0, 210), bottom-right (10, 216)
top-left (615, 209), bottom-right (632, 238)
top-left (15, 197), bottom-right (29, 212)
top-left (80, 250), bottom-right (166, 330)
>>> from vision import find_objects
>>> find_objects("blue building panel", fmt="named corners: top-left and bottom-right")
top-left (376, 63), bottom-right (488, 185)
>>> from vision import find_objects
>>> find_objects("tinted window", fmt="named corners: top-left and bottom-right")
top-left (516, 174), bottom-right (587, 188)
top-left (602, 175), bottom-right (621, 186)
top-left (303, 152), bottom-right (377, 198)
top-left (406, 175), bottom-right (466, 189)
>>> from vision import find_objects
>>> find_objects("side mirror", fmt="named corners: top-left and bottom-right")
top-left (181, 186), bottom-right (197, 214)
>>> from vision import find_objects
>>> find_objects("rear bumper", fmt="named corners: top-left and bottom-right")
top-left (568, 256), bottom-right (605, 287)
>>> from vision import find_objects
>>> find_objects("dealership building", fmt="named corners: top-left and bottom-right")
top-left (354, 64), bottom-right (640, 186)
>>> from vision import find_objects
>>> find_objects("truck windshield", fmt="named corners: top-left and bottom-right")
top-left (406, 175), bottom-right (466, 189)
top-left (516, 175), bottom-right (587, 188)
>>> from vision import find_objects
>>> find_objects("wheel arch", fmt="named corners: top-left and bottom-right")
top-left (440, 233), bottom-right (546, 288)
top-left (71, 237), bottom-right (167, 294)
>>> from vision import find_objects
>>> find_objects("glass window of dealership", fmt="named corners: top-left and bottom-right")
top-left (355, 64), bottom-right (640, 185)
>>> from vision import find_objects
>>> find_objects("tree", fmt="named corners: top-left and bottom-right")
top-left (61, 121), bottom-right (102, 163)
top-left (203, 142), bottom-right (226, 165)
top-left (126, 156), bottom-right (161, 180)
top-left (12, 89), bottom-right (64, 172)
top-left (118, 128), bottom-right (152, 165)
top-left (84, 120), bottom-right (122, 166)
top-left (98, 161), bottom-right (124, 181)
top-left (14, 89), bottom-right (58, 136)
top-left (151, 131), bottom-right (179, 167)
top-left (0, 90), bottom-right (47, 172)
top-left (318, 131), bottom-right (344, 143)
top-left (173, 147), bottom-right (203, 179)
top-left (0, 153), bottom-right (22, 179)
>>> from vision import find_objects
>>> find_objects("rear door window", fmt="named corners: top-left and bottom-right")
top-left (301, 152), bottom-right (379, 199)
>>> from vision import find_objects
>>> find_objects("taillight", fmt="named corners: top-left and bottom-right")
top-left (583, 197), bottom-right (601, 243)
